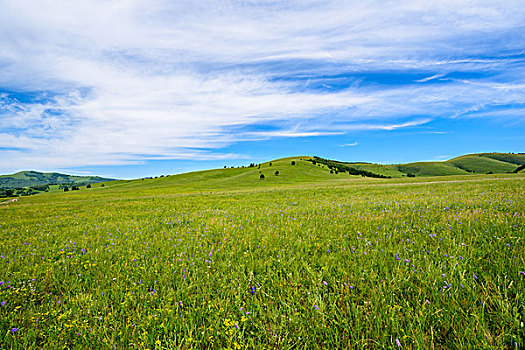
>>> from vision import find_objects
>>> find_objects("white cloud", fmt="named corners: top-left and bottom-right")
top-left (0, 0), bottom-right (524, 171)
top-left (415, 74), bottom-right (446, 83)
top-left (340, 142), bottom-right (358, 147)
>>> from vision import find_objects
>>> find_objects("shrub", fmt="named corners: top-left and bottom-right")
top-left (64, 187), bottom-right (69, 192)
top-left (291, 161), bottom-right (295, 165)
top-left (86, 184), bottom-right (91, 188)
top-left (260, 174), bottom-right (265, 179)
top-left (275, 171), bottom-right (279, 175)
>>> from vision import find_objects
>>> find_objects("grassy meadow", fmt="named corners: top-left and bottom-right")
top-left (1, 158), bottom-right (524, 349)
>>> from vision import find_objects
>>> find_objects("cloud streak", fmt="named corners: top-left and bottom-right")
top-left (0, 0), bottom-right (524, 172)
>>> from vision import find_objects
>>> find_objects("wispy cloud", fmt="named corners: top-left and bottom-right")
top-left (0, 1), bottom-right (524, 171)
top-left (340, 142), bottom-right (358, 147)
top-left (415, 74), bottom-right (446, 83)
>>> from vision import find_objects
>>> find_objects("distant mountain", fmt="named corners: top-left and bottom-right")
top-left (0, 171), bottom-right (116, 189)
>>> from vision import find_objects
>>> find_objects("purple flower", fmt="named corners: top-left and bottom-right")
top-left (396, 338), bottom-right (401, 347)
top-left (519, 271), bottom-right (525, 276)
top-left (473, 274), bottom-right (478, 280)
top-left (1, 301), bottom-right (5, 306)
top-left (11, 328), bottom-right (18, 332)
top-left (442, 274), bottom-right (446, 278)
top-left (404, 259), bottom-right (409, 263)
top-left (314, 305), bottom-right (319, 310)
top-left (250, 287), bottom-right (257, 294)
top-left (322, 281), bottom-right (328, 286)
top-left (425, 299), bottom-right (430, 304)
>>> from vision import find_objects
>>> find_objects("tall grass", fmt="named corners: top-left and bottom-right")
top-left (0, 176), bottom-right (524, 348)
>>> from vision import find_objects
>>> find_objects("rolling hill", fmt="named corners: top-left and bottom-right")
top-left (338, 152), bottom-right (524, 178)
top-left (0, 171), bottom-right (115, 189)
top-left (1, 153), bottom-right (523, 197)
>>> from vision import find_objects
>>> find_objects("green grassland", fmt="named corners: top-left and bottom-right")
top-left (1, 158), bottom-right (524, 349)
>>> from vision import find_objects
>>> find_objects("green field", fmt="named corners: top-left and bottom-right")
top-left (1, 158), bottom-right (524, 349)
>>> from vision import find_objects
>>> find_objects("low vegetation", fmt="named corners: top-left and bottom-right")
top-left (0, 157), bottom-right (524, 349)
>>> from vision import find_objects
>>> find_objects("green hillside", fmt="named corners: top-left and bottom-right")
top-left (397, 161), bottom-right (468, 176)
top-left (330, 152), bottom-right (524, 178)
top-left (344, 163), bottom-right (405, 178)
top-left (446, 154), bottom-right (518, 174)
top-left (101, 157), bottom-right (361, 195)
top-left (1, 153), bottom-right (523, 197)
top-left (479, 153), bottom-right (525, 165)
top-left (0, 171), bottom-right (115, 189)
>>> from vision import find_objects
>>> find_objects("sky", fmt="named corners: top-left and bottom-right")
top-left (0, 0), bottom-right (524, 179)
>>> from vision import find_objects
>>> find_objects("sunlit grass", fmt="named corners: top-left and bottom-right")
top-left (1, 174), bottom-right (524, 348)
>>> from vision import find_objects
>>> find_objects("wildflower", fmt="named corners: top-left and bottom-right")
top-left (1, 301), bottom-right (5, 306)
top-left (314, 305), bottom-right (319, 310)
top-left (519, 271), bottom-right (524, 276)
top-left (425, 299), bottom-right (430, 304)
top-left (404, 259), bottom-right (409, 263)
top-left (11, 328), bottom-right (18, 332)
top-left (396, 338), bottom-right (401, 347)
top-left (250, 287), bottom-right (257, 294)
top-left (322, 281), bottom-right (328, 286)
top-left (473, 274), bottom-right (477, 280)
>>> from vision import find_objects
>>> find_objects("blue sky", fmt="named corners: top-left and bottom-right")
top-left (0, 1), bottom-right (524, 179)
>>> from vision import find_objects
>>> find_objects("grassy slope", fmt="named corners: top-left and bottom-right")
top-left (479, 153), bottom-right (525, 165)
top-left (446, 154), bottom-right (518, 173)
top-left (338, 163), bottom-right (406, 178)
top-left (100, 157), bottom-right (363, 194)
top-left (339, 153), bottom-right (524, 178)
top-left (28, 153), bottom-right (525, 200)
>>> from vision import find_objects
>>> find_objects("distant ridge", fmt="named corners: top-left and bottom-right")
top-left (331, 152), bottom-right (525, 178)
top-left (0, 171), bottom-right (115, 189)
